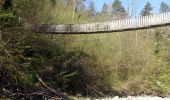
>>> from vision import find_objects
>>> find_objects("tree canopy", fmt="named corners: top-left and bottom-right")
top-left (140, 2), bottom-right (153, 16)
top-left (88, 0), bottom-right (95, 17)
top-left (111, 0), bottom-right (127, 19)
top-left (160, 1), bottom-right (170, 13)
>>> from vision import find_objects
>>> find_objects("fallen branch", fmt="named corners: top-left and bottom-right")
top-left (2, 87), bottom-right (11, 95)
top-left (35, 74), bottom-right (61, 96)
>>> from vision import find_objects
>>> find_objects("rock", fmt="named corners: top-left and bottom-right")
top-left (79, 96), bottom-right (170, 100)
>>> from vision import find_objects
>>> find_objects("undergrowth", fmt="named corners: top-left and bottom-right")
top-left (0, 1), bottom-right (170, 99)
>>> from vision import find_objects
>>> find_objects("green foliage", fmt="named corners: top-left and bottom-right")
top-left (101, 3), bottom-right (109, 16)
top-left (0, 10), bottom-right (19, 29)
top-left (94, 3), bottom-right (111, 21)
top-left (111, 0), bottom-right (127, 18)
top-left (88, 0), bottom-right (95, 17)
top-left (140, 2), bottom-right (153, 16)
top-left (160, 1), bottom-right (170, 13)
top-left (0, 0), bottom-right (170, 98)
top-left (0, 29), bottom-right (96, 96)
top-left (66, 30), bottom-right (170, 95)
top-left (12, 0), bottom-right (53, 24)
top-left (76, 0), bottom-right (87, 18)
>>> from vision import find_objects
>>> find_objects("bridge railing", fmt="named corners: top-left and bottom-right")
top-left (33, 12), bottom-right (170, 34)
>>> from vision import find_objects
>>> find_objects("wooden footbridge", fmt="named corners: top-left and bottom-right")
top-left (33, 12), bottom-right (170, 34)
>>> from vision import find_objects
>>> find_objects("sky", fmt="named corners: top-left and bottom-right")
top-left (85, 0), bottom-right (170, 16)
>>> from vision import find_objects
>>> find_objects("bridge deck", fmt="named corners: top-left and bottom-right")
top-left (33, 12), bottom-right (170, 34)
